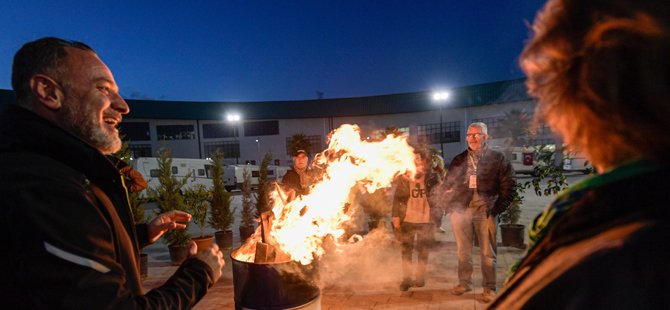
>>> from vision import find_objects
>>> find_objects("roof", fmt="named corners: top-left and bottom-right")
top-left (0, 78), bottom-right (530, 120)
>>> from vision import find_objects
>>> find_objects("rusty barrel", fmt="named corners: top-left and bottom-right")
top-left (231, 247), bottom-right (320, 310)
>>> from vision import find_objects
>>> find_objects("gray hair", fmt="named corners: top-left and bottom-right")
top-left (468, 122), bottom-right (488, 135)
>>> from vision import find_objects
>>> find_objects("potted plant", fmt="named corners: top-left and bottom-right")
top-left (207, 150), bottom-right (235, 250)
top-left (255, 152), bottom-right (273, 216)
top-left (146, 147), bottom-right (192, 265)
top-left (184, 184), bottom-right (214, 253)
top-left (239, 168), bottom-right (256, 242)
top-left (500, 182), bottom-right (527, 248)
top-left (115, 136), bottom-right (150, 279)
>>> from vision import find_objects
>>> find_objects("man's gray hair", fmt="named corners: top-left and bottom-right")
top-left (468, 122), bottom-right (488, 135)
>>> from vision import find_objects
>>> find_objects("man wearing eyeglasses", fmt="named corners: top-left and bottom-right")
top-left (442, 122), bottom-right (515, 302)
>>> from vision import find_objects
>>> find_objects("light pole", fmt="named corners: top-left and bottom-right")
top-left (255, 139), bottom-right (260, 164)
top-left (432, 91), bottom-right (450, 157)
top-left (226, 113), bottom-right (241, 164)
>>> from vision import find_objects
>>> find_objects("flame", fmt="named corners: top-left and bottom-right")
top-left (233, 124), bottom-right (417, 264)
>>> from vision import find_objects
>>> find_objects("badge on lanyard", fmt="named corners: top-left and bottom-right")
top-left (469, 174), bottom-right (477, 188)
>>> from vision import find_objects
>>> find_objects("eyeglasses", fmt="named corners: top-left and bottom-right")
top-left (466, 133), bottom-right (484, 138)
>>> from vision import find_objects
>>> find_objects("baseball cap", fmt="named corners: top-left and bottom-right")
top-left (294, 149), bottom-right (309, 157)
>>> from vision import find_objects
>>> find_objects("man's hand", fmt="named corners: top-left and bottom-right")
top-left (195, 243), bottom-right (225, 282)
top-left (147, 210), bottom-right (192, 243)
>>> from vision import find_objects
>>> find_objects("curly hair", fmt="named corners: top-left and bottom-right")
top-left (520, 0), bottom-right (670, 169)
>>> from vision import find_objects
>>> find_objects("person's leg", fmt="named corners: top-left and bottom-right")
top-left (450, 210), bottom-right (474, 289)
top-left (473, 209), bottom-right (498, 291)
top-left (399, 223), bottom-right (415, 291)
top-left (414, 223), bottom-right (433, 286)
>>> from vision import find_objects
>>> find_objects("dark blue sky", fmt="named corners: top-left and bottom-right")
top-left (0, 1), bottom-right (545, 102)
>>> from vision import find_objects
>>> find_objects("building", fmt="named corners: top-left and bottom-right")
top-left (0, 78), bottom-right (557, 166)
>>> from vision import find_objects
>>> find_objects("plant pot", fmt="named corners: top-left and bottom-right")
top-left (215, 230), bottom-right (234, 250)
top-left (139, 253), bottom-right (148, 280)
top-left (239, 225), bottom-right (255, 243)
top-left (192, 235), bottom-right (214, 253)
top-left (501, 224), bottom-right (525, 248)
top-left (168, 244), bottom-right (191, 266)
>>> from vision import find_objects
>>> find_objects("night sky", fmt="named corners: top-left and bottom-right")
top-left (0, 1), bottom-right (546, 102)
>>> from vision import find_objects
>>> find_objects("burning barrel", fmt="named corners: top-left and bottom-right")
top-left (231, 247), bottom-right (320, 310)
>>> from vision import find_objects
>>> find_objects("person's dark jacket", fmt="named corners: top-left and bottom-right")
top-left (0, 104), bottom-right (214, 309)
top-left (392, 171), bottom-right (442, 224)
top-left (281, 168), bottom-right (313, 196)
top-left (488, 164), bottom-right (670, 309)
top-left (443, 148), bottom-right (515, 216)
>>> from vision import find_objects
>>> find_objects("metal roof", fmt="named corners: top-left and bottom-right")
top-left (0, 78), bottom-right (529, 120)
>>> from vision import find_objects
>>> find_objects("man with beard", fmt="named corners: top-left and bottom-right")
top-left (0, 37), bottom-right (224, 309)
top-left (443, 122), bottom-right (515, 303)
top-left (281, 149), bottom-right (314, 197)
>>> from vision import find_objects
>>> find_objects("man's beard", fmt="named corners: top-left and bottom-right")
top-left (62, 102), bottom-right (121, 155)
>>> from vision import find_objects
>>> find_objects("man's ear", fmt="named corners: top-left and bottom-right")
top-left (29, 74), bottom-right (63, 110)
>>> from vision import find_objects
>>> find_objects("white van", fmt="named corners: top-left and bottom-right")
top-left (506, 145), bottom-right (556, 175)
top-left (223, 165), bottom-right (260, 191)
top-left (267, 165), bottom-right (290, 182)
top-left (562, 151), bottom-right (594, 174)
top-left (132, 157), bottom-right (214, 195)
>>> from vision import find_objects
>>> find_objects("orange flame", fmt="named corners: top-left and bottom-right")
top-left (234, 124), bottom-right (416, 264)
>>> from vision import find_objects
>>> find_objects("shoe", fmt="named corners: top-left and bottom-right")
top-left (399, 279), bottom-right (413, 291)
top-left (437, 227), bottom-right (447, 233)
top-left (482, 289), bottom-right (496, 303)
top-left (450, 284), bottom-right (472, 295)
top-left (414, 278), bottom-right (425, 287)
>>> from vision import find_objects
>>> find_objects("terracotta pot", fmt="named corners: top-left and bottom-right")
top-left (215, 230), bottom-right (233, 250)
top-left (501, 224), bottom-right (525, 248)
top-left (192, 235), bottom-right (214, 253)
top-left (239, 225), bottom-right (255, 243)
top-left (139, 253), bottom-right (148, 280)
top-left (168, 244), bottom-right (190, 266)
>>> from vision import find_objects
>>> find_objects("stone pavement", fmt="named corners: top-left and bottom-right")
top-left (141, 174), bottom-right (587, 309)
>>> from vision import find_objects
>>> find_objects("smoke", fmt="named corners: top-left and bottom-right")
top-left (317, 223), bottom-right (402, 290)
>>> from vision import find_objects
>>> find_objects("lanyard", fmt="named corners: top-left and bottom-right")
top-left (468, 153), bottom-right (478, 173)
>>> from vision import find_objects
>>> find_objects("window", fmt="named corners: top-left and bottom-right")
top-left (128, 144), bottom-right (152, 158)
top-left (204, 141), bottom-right (239, 159)
top-left (157, 125), bottom-right (195, 140)
top-left (172, 166), bottom-right (178, 174)
top-left (150, 169), bottom-right (159, 177)
top-left (119, 122), bottom-right (150, 141)
top-left (252, 171), bottom-right (260, 177)
top-left (472, 116), bottom-right (504, 138)
top-left (244, 120), bottom-right (279, 136)
top-left (202, 123), bottom-right (235, 139)
top-left (197, 169), bottom-right (205, 176)
top-left (417, 121), bottom-right (461, 144)
top-left (285, 135), bottom-right (322, 156)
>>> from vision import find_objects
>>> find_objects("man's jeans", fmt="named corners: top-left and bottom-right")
top-left (450, 206), bottom-right (498, 290)
top-left (400, 222), bottom-right (434, 281)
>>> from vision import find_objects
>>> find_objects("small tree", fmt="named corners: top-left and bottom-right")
top-left (184, 184), bottom-right (211, 238)
top-left (287, 133), bottom-right (313, 157)
top-left (146, 148), bottom-right (191, 247)
top-left (115, 136), bottom-right (146, 224)
top-left (207, 150), bottom-right (234, 232)
top-left (500, 182), bottom-right (528, 225)
top-left (240, 168), bottom-right (256, 228)
top-left (255, 152), bottom-right (273, 216)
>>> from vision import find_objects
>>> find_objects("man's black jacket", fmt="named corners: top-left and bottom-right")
top-left (0, 104), bottom-right (214, 309)
top-left (443, 148), bottom-right (515, 216)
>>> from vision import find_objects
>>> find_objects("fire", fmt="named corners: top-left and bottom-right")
top-left (233, 124), bottom-right (417, 264)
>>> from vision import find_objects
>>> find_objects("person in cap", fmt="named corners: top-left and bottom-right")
top-left (281, 149), bottom-right (314, 197)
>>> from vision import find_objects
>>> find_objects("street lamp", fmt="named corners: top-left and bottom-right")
top-left (226, 113), bottom-right (241, 164)
top-left (255, 139), bottom-right (260, 164)
top-left (432, 91), bottom-right (450, 157)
